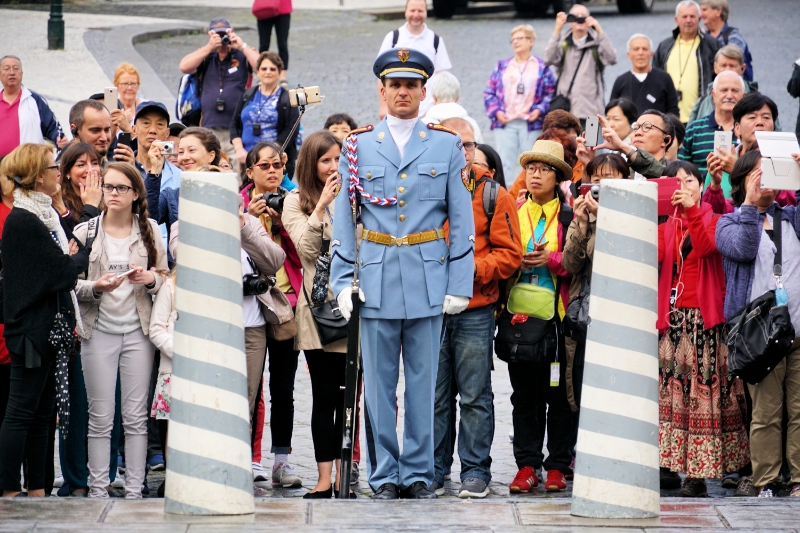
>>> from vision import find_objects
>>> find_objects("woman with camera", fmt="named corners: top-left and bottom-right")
top-left (240, 141), bottom-right (303, 487)
top-left (282, 131), bottom-right (355, 498)
top-left (0, 143), bottom-right (89, 497)
top-left (560, 153), bottom-right (629, 452)
top-left (498, 140), bottom-right (574, 494)
top-left (657, 160), bottom-right (749, 497)
top-left (72, 162), bottom-right (167, 499)
top-left (716, 151), bottom-right (800, 499)
top-left (230, 51), bottom-right (300, 180)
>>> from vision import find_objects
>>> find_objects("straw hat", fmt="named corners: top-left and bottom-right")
top-left (518, 139), bottom-right (573, 182)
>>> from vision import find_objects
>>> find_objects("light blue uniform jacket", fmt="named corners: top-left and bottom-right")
top-left (331, 118), bottom-right (475, 319)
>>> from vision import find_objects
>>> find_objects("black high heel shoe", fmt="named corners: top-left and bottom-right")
top-left (302, 486), bottom-right (333, 499)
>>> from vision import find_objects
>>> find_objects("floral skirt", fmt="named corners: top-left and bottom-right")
top-left (150, 373), bottom-right (171, 420)
top-left (658, 308), bottom-right (750, 478)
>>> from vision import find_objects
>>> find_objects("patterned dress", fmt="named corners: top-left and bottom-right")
top-left (658, 309), bottom-right (750, 478)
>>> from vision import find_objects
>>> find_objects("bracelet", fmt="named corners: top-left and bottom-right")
top-left (59, 208), bottom-right (70, 218)
top-left (627, 146), bottom-right (638, 159)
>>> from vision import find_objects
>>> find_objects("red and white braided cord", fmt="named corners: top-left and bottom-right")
top-left (346, 133), bottom-right (397, 207)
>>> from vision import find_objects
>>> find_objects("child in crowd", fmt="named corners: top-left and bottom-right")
top-left (324, 113), bottom-right (358, 142)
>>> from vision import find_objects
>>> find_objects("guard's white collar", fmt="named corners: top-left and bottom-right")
top-left (386, 115), bottom-right (419, 158)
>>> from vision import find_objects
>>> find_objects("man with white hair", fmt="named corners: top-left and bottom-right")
top-left (421, 72), bottom-right (483, 143)
top-left (610, 34), bottom-right (679, 116)
top-left (678, 69), bottom-right (744, 176)
top-left (654, 0), bottom-right (720, 124)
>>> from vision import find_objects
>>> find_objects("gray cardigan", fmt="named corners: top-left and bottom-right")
top-left (715, 203), bottom-right (800, 320)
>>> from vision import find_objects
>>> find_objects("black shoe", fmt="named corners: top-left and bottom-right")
top-left (334, 488), bottom-right (357, 499)
top-left (371, 483), bottom-right (399, 500)
top-left (660, 467), bottom-right (681, 490)
top-left (302, 486), bottom-right (332, 499)
top-left (157, 481), bottom-right (165, 499)
top-left (400, 481), bottom-right (437, 499)
top-left (678, 477), bottom-right (708, 497)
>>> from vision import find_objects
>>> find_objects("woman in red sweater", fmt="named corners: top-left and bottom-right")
top-left (657, 161), bottom-right (749, 497)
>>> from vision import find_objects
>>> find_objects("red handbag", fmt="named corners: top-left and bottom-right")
top-left (252, 0), bottom-right (280, 20)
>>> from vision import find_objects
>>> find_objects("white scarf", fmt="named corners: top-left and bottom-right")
top-left (13, 189), bottom-right (85, 335)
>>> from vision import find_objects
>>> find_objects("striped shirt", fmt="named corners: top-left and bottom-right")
top-left (678, 113), bottom-right (736, 176)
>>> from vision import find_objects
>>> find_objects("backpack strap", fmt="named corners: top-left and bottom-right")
top-left (559, 203), bottom-right (573, 250)
top-left (84, 216), bottom-right (99, 252)
top-left (721, 26), bottom-right (733, 45)
top-left (392, 29), bottom-right (399, 48)
top-left (479, 177), bottom-right (499, 242)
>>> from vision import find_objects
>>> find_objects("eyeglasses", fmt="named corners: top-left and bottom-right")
top-left (102, 184), bottom-right (132, 194)
top-left (118, 83), bottom-right (139, 89)
top-left (251, 161), bottom-right (284, 171)
top-left (46, 165), bottom-right (60, 173)
top-left (631, 121), bottom-right (668, 135)
top-left (525, 163), bottom-right (556, 174)
top-left (462, 142), bottom-right (477, 151)
top-left (510, 36), bottom-right (531, 43)
top-left (473, 160), bottom-right (490, 169)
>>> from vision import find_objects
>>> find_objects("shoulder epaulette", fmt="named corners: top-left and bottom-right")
top-left (350, 125), bottom-right (374, 136)
top-left (427, 123), bottom-right (458, 135)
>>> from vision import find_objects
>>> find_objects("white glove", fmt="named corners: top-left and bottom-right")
top-left (337, 287), bottom-right (366, 322)
top-left (442, 295), bottom-right (469, 315)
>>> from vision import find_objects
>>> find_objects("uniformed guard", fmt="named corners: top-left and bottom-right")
top-left (330, 47), bottom-right (475, 499)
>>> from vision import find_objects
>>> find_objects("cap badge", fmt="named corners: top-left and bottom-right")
top-left (397, 48), bottom-right (410, 63)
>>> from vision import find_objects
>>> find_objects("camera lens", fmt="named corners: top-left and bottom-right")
top-left (263, 192), bottom-right (285, 214)
top-left (219, 32), bottom-right (231, 45)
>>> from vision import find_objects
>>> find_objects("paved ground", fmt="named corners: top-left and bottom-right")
top-left (5, 0), bottom-right (800, 529)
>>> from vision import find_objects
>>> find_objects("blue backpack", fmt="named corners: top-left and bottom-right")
top-left (176, 74), bottom-right (201, 127)
top-left (722, 26), bottom-right (754, 82)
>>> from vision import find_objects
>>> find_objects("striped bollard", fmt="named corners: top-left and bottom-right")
top-left (571, 179), bottom-right (660, 519)
top-left (164, 172), bottom-right (255, 516)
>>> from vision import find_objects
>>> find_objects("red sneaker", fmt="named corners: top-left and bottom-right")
top-left (510, 466), bottom-right (538, 493)
top-left (545, 469), bottom-right (567, 492)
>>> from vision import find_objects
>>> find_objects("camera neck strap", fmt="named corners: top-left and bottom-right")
top-left (246, 255), bottom-right (260, 277)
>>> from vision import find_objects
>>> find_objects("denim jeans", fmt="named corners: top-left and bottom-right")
top-left (433, 305), bottom-right (495, 484)
top-left (494, 119), bottom-right (542, 181)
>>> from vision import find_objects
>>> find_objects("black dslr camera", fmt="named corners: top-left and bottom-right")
top-left (261, 192), bottom-right (285, 214)
top-left (243, 273), bottom-right (269, 296)
top-left (217, 31), bottom-right (232, 46)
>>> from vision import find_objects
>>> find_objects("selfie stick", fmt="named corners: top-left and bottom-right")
top-left (279, 87), bottom-right (313, 155)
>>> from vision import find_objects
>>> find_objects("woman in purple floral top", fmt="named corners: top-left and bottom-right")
top-left (484, 24), bottom-right (557, 181)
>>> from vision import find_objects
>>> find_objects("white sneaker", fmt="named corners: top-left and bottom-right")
top-left (53, 475), bottom-right (64, 488)
top-left (272, 462), bottom-right (302, 488)
top-left (252, 462), bottom-right (269, 482)
top-left (111, 474), bottom-right (125, 489)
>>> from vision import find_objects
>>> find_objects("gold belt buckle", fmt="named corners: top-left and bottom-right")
top-left (394, 235), bottom-right (409, 246)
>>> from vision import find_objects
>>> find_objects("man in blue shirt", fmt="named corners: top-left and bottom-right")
top-left (178, 17), bottom-right (259, 172)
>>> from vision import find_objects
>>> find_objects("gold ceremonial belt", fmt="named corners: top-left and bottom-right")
top-left (362, 228), bottom-right (446, 247)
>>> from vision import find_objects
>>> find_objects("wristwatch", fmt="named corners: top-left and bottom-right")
top-left (627, 146), bottom-right (638, 159)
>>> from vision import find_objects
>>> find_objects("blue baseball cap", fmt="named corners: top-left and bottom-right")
top-left (134, 101), bottom-right (170, 123)
top-left (373, 47), bottom-right (434, 80)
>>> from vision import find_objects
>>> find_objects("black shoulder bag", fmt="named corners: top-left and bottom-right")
top-left (549, 47), bottom-right (587, 113)
top-left (725, 208), bottom-right (796, 384)
top-left (564, 268), bottom-right (590, 342)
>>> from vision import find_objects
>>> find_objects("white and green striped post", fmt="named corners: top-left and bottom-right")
top-left (571, 179), bottom-right (660, 519)
top-left (164, 171), bottom-right (254, 516)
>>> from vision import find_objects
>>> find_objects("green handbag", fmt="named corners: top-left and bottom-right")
top-left (507, 282), bottom-right (556, 320)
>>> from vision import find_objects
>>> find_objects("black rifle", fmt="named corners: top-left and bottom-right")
top-left (338, 191), bottom-right (361, 498)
